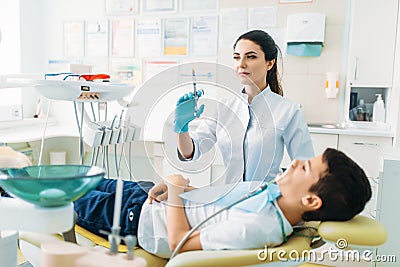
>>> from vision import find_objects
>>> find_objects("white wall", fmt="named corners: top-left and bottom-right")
top-left (19, 0), bottom-right (349, 125)
top-left (0, 1), bottom-right (23, 114)
top-left (392, 9), bottom-right (400, 148)
top-left (218, 0), bottom-right (348, 124)
top-left (0, 0), bottom-right (21, 73)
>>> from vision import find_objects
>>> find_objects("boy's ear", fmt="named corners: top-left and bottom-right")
top-left (301, 194), bottom-right (322, 211)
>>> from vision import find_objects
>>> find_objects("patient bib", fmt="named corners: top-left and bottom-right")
top-left (180, 182), bottom-right (281, 213)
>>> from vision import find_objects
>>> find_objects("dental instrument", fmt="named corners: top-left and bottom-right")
top-left (110, 178), bottom-right (123, 254)
top-left (192, 68), bottom-right (199, 117)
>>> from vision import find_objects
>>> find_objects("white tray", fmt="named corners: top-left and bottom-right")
top-left (34, 80), bottom-right (133, 102)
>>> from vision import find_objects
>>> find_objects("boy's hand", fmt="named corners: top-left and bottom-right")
top-left (148, 182), bottom-right (168, 204)
top-left (165, 174), bottom-right (190, 189)
top-left (148, 177), bottom-right (192, 204)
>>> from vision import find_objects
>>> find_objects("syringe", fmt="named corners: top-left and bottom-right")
top-left (192, 68), bottom-right (198, 117)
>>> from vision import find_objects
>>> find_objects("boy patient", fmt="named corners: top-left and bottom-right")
top-left (74, 148), bottom-right (371, 258)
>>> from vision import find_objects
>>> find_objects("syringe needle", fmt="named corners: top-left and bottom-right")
top-left (192, 68), bottom-right (198, 116)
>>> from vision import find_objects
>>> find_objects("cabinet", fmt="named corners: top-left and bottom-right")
top-left (346, 0), bottom-right (398, 85)
top-left (345, 0), bottom-right (399, 130)
top-left (281, 133), bottom-right (339, 169)
top-left (337, 135), bottom-right (393, 179)
top-left (309, 133), bottom-right (338, 154)
top-left (336, 135), bottom-right (393, 220)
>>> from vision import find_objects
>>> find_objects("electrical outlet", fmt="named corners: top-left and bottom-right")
top-left (0, 105), bottom-right (22, 122)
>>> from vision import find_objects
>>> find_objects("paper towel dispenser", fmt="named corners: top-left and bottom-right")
top-left (286, 13), bottom-right (326, 57)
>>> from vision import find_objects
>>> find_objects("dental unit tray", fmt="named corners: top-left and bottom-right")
top-left (0, 165), bottom-right (104, 207)
top-left (34, 80), bottom-right (133, 102)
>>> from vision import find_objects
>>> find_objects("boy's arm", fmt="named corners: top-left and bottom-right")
top-left (165, 174), bottom-right (202, 253)
top-left (148, 182), bottom-right (196, 204)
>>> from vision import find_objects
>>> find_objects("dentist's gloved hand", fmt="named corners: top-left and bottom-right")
top-left (173, 90), bottom-right (204, 133)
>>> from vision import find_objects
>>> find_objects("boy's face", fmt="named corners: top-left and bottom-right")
top-left (276, 155), bottom-right (328, 202)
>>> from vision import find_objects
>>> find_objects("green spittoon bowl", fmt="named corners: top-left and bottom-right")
top-left (0, 165), bottom-right (105, 207)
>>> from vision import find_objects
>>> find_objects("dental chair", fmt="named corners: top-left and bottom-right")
top-left (38, 214), bottom-right (384, 267)
top-left (18, 214), bottom-right (386, 267)
top-left (1, 147), bottom-right (387, 267)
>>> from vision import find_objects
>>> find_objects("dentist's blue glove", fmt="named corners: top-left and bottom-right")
top-left (173, 90), bottom-right (204, 133)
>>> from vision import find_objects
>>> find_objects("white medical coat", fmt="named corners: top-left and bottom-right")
top-left (189, 86), bottom-right (314, 184)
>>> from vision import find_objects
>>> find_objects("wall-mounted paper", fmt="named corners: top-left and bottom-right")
top-left (191, 16), bottom-right (218, 57)
top-left (106, 0), bottom-right (138, 15)
top-left (219, 8), bottom-right (247, 47)
top-left (142, 0), bottom-right (177, 13)
top-left (111, 19), bottom-right (134, 57)
top-left (180, 0), bottom-right (218, 12)
top-left (83, 57), bottom-right (109, 74)
top-left (85, 21), bottom-right (109, 57)
top-left (110, 58), bottom-right (141, 85)
top-left (143, 59), bottom-right (179, 81)
top-left (286, 43), bottom-right (322, 57)
top-left (63, 21), bottom-right (84, 58)
top-left (248, 6), bottom-right (277, 28)
top-left (163, 17), bottom-right (189, 56)
top-left (136, 18), bottom-right (162, 57)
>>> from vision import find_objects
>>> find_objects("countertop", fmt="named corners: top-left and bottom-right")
top-left (307, 123), bottom-right (395, 137)
top-left (0, 118), bottom-right (79, 143)
top-left (0, 119), bottom-right (395, 144)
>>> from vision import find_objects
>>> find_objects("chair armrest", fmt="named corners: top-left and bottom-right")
top-left (318, 215), bottom-right (387, 247)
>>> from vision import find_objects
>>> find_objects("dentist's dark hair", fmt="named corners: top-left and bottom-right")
top-left (302, 148), bottom-right (371, 222)
top-left (233, 30), bottom-right (283, 96)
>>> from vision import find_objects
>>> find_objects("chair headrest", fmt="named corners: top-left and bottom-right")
top-left (318, 215), bottom-right (387, 247)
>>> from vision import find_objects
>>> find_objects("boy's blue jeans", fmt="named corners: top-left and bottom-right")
top-left (74, 178), bottom-right (154, 239)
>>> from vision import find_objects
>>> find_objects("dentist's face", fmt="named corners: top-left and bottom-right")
top-left (233, 39), bottom-right (274, 90)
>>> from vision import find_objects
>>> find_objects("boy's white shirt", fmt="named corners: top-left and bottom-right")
top-left (137, 199), bottom-right (293, 258)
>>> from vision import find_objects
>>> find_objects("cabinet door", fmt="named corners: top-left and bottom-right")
top-left (281, 133), bottom-right (338, 168)
top-left (347, 0), bottom-right (398, 85)
top-left (310, 133), bottom-right (338, 155)
top-left (337, 135), bottom-right (393, 178)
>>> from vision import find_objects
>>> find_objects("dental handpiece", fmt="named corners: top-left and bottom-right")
top-left (192, 68), bottom-right (198, 117)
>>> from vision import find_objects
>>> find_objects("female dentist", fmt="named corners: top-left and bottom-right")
top-left (150, 30), bottom-right (314, 201)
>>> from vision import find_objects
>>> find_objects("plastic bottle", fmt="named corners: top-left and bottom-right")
top-left (373, 94), bottom-right (386, 123)
top-left (357, 99), bottom-right (366, 121)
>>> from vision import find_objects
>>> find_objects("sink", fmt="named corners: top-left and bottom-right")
top-left (307, 123), bottom-right (346, 129)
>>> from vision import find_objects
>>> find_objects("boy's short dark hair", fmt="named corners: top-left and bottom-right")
top-left (302, 148), bottom-right (371, 222)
